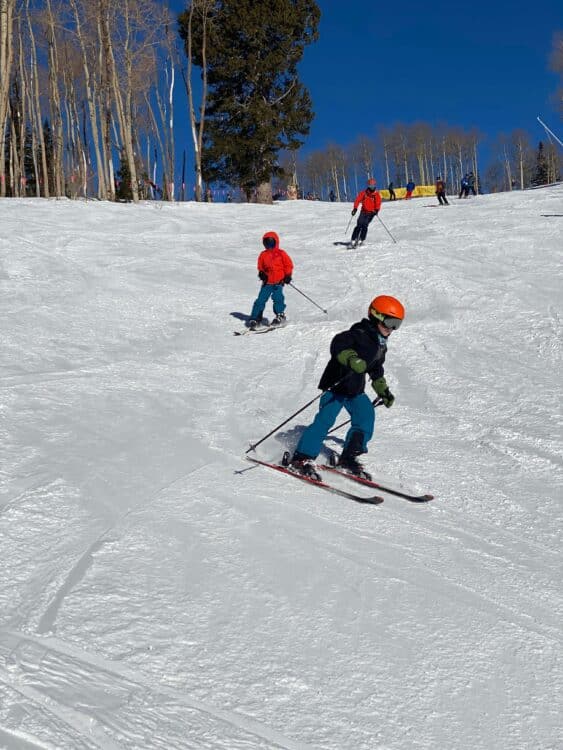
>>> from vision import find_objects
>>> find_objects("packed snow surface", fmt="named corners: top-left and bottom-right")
top-left (1, 187), bottom-right (562, 749)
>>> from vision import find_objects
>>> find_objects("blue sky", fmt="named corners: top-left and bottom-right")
top-left (169, 0), bottom-right (561, 183)
top-left (298, 0), bottom-right (561, 150)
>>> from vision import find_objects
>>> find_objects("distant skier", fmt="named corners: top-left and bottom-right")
top-left (388, 181), bottom-right (396, 201)
top-left (467, 172), bottom-right (477, 196)
top-left (405, 179), bottom-right (416, 199)
top-left (435, 176), bottom-right (449, 205)
top-left (349, 178), bottom-right (382, 248)
top-left (459, 175), bottom-right (470, 199)
top-left (247, 231), bottom-right (294, 329)
top-left (288, 295), bottom-right (405, 480)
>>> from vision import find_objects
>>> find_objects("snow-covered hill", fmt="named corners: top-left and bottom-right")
top-left (1, 187), bottom-right (562, 749)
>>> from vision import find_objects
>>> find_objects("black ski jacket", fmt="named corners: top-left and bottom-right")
top-left (317, 318), bottom-right (387, 396)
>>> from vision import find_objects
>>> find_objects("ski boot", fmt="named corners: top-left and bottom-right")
top-left (271, 313), bottom-right (286, 327)
top-left (282, 451), bottom-right (321, 481)
top-left (334, 432), bottom-right (372, 480)
top-left (247, 315), bottom-right (264, 329)
top-left (337, 455), bottom-right (372, 481)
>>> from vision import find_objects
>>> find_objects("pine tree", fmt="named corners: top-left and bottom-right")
top-left (532, 141), bottom-right (549, 186)
top-left (180, 0), bottom-right (320, 203)
top-left (115, 150), bottom-right (133, 201)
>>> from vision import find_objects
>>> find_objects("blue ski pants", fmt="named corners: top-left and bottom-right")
top-left (250, 283), bottom-right (286, 321)
top-left (295, 391), bottom-right (375, 460)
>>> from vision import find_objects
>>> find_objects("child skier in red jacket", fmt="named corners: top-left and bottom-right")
top-left (248, 231), bottom-right (294, 329)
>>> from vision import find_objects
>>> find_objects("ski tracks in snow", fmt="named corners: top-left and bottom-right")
top-left (0, 629), bottom-right (309, 750)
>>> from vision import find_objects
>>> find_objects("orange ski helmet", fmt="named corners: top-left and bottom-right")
top-left (367, 178), bottom-right (376, 187)
top-left (368, 295), bottom-right (405, 327)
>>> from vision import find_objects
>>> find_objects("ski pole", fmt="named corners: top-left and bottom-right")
top-left (377, 214), bottom-right (397, 244)
top-left (327, 397), bottom-right (383, 435)
top-left (246, 373), bottom-right (354, 454)
top-left (344, 215), bottom-right (353, 235)
top-left (245, 391), bottom-right (323, 454)
top-left (288, 282), bottom-right (328, 314)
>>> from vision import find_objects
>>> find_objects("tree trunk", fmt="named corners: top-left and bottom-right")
top-left (45, 0), bottom-right (64, 196)
top-left (0, 0), bottom-right (15, 197)
top-left (256, 180), bottom-right (272, 204)
top-left (70, 0), bottom-right (106, 199)
top-left (26, 0), bottom-right (49, 197)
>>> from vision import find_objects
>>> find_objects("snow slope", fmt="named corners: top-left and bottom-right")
top-left (1, 187), bottom-right (562, 749)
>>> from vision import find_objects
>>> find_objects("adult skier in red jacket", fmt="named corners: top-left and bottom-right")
top-left (350, 178), bottom-right (382, 248)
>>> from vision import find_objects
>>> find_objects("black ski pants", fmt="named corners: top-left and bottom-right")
top-left (351, 210), bottom-right (376, 241)
top-left (437, 190), bottom-right (449, 205)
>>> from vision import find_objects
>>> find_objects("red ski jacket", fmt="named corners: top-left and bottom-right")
top-left (257, 231), bottom-right (294, 285)
top-left (353, 189), bottom-right (382, 213)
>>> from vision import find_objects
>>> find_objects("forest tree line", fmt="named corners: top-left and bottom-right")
top-left (285, 127), bottom-right (562, 202)
top-left (1, 1), bottom-right (561, 202)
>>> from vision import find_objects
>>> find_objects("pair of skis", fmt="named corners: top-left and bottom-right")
top-left (246, 455), bottom-right (433, 505)
top-left (333, 240), bottom-right (366, 249)
top-left (233, 321), bottom-right (287, 336)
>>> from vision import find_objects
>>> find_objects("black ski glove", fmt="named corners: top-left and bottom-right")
top-left (351, 208), bottom-right (357, 216)
top-left (258, 271), bottom-right (268, 282)
top-left (283, 275), bottom-right (292, 284)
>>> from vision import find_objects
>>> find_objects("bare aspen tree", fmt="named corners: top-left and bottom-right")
top-left (182, 0), bottom-right (213, 201)
top-left (351, 135), bottom-right (376, 181)
top-left (101, 0), bottom-right (166, 203)
top-left (159, 10), bottom-right (177, 200)
top-left (25, 0), bottom-right (49, 196)
top-left (509, 130), bottom-right (531, 190)
top-left (468, 128), bottom-right (482, 193)
top-left (154, 72), bottom-right (175, 199)
top-left (502, 141), bottom-right (513, 190)
top-left (377, 127), bottom-right (393, 186)
top-left (100, 0), bottom-right (139, 201)
top-left (323, 143), bottom-right (339, 200)
top-left (0, 0), bottom-right (16, 196)
top-left (304, 149), bottom-right (329, 198)
top-left (43, 0), bottom-right (65, 196)
top-left (18, 18), bottom-right (27, 195)
top-left (143, 88), bottom-right (167, 192)
top-left (70, 0), bottom-right (106, 198)
top-left (411, 122), bottom-right (431, 184)
top-left (97, 0), bottom-right (115, 200)
top-left (60, 42), bottom-right (86, 196)
top-left (21, 27), bottom-right (40, 195)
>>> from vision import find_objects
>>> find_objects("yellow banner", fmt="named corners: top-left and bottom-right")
top-left (380, 185), bottom-right (436, 199)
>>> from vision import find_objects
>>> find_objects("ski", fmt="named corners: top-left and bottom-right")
top-left (234, 322), bottom-right (288, 336)
top-left (333, 241), bottom-right (365, 248)
top-left (246, 456), bottom-right (384, 505)
top-left (318, 464), bottom-right (434, 503)
top-left (234, 326), bottom-right (276, 336)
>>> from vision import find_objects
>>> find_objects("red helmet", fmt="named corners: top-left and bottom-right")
top-left (367, 178), bottom-right (376, 187)
top-left (368, 295), bottom-right (405, 327)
